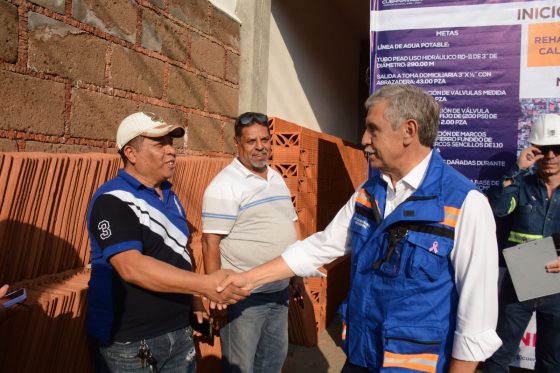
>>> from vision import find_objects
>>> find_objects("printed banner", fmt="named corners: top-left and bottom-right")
top-left (370, 1), bottom-right (560, 369)
top-left (370, 0), bottom-right (560, 192)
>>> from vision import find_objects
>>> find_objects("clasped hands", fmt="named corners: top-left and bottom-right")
top-left (200, 269), bottom-right (252, 310)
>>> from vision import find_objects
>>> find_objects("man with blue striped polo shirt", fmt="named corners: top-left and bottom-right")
top-left (202, 112), bottom-right (299, 373)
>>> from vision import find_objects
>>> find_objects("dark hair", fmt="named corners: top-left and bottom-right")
top-left (118, 136), bottom-right (144, 165)
top-left (234, 112), bottom-right (270, 139)
top-left (365, 84), bottom-right (440, 147)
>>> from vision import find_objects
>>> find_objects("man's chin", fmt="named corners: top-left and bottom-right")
top-left (251, 161), bottom-right (268, 170)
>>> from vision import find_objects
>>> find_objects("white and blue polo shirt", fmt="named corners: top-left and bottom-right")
top-left (86, 169), bottom-right (192, 343)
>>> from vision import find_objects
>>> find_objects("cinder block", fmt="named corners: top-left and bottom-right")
top-left (169, 0), bottom-right (209, 33)
top-left (0, 138), bottom-right (18, 152)
top-left (168, 65), bottom-right (205, 109)
top-left (111, 45), bottom-right (165, 97)
top-left (24, 141), bottom-right (101, 153)
top-left (28, 13), bottom-right (108, 86)
top-left (186, 114), bottom-right (223, 152)
top-left (72, 0), bottom-right (136, 43)
top-left (142, 9), bottom-right (189, 62)
top-left (209, 5), bottom-right (240, 50)
top-left (147, 0), bottom-right (165, 9)
top-left (0, 70), bottom-right (65, 135)
top-left (0, 0), bottom-right (18, 63)
top-left (29, 0), bottom-right (65, 14)
top-left (225, 50), bottom-right (239, 84)
top-left (190, 32), bottom-right (225, 78)
top-left (70, 88), bottom-right (137, 141)
top-left (207, 80), bottom-right (238, 118)
top-left (223, 120), bottom-right (235, 154)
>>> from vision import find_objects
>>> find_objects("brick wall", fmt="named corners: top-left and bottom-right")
top-left (0, 0), bottom-right (240, 156)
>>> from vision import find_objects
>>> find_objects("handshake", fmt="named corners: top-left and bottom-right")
top-left (199, 269), bottom-right (253, 310)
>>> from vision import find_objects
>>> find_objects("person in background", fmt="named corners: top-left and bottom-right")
top-left (202, 112), bottom-right (300, 373)
top-left (484, 113), bottom-right (560, 373)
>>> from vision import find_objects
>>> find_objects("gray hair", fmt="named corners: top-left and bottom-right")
top-left (365, 84), bottom-right (440, 147)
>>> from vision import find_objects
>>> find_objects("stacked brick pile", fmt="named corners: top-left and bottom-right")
top-left (269, 117), bottom-right (367, 344)
top-left (0, 152), bottom-right (230, 371)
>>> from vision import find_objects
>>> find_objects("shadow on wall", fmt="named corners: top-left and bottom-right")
top-left (0, 221), bottom-right (94, 372)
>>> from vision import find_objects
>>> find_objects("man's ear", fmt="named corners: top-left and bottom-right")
top-left (402, 119), bottom-right (419, 145)
top-left (123, 145), bottom-right (137, 165)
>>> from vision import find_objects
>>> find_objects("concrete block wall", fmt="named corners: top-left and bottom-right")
top-left (0, 0), bottom-right (240, 155)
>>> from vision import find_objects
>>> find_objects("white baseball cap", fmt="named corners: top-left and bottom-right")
top-left (528, 113), bottom-right (560, 146)
top-left (116, 112), bottom-right (185, 150)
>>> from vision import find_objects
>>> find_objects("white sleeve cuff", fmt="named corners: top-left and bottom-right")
top-left (452, 328), bottom-right (503, 361)
top-left (281, 243), bottom-right (326, 278)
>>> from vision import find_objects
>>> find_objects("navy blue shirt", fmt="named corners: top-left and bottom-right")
top-left (490, 164), bottom-right (560, 247)
top-left (86, 169), bottom-right (192, 342)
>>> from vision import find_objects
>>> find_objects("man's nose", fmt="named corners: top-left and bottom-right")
top-left (361, 130), bottom-right (370, 147)
top-left (165, 143), bottom-right (176, 155)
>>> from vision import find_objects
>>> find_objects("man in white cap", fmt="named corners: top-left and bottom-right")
top-left (484, 113), bottom-right (560, 372)
top-left (86, 112), bottom-right (249, 372)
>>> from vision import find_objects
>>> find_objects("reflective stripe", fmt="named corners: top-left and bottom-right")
top-left (439, 206), bottom-right (460, 228)
top-left (508, 231), bottom-right (544, 244)
top-left (356, 189), bottom-right (372, 208)
top-left (341, 322), bottom-right (347, 341)
top-left (507, 197), bottom-right (517, 214)
top-left (383, 351), bottom-right (438, 373)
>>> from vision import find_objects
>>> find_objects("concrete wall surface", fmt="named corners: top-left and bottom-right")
top-left (0, 0), bottom-right (240, 156)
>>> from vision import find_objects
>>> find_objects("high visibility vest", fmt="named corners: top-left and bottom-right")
top-left (339, 151), bottom-right (477, 372)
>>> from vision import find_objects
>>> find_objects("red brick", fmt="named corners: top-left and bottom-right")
top-left (187, 114), bottom-right (222, 152)
top-left (169, 0), bottom-right (208, 33)
top-left (0, 138), bottom-right (18, 152)
top-left (29, 0), bottom-right (65, 14)
top-left (24, 141), bottom-right (102, 153)
top-left (0, 69), bottom-right (65, 135)
top-left (0, 1), bottom-right (18, 63)
top-left (190, 32), bottom-right (225, 78)
top-left (28, 13), bottom-right (109, 86)
top-left (225, 50), bottom-right (239, 84)
top-left (139, 103), bottom-right (186, 148)
top-left (142, 9), bottom-right (189, 63)
top-left (72, 0), bottom-right (137, 43)
top-left (209, 6), bottom-right (240, 50)
top-left (111, 45), bottom-right (165, 97)
top-left (168, 65), bottom-right (205, 109)
top-left (70, 88), bottom-right (137, 141)
top-left (207, 80), bottom-right (238, 117)
top-left (223, 120), bottom-right (235, 154)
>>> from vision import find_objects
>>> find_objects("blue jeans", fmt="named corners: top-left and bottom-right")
top-left (484, 272), bottom-right (560, 373)
top-left (221, 288), bottom-right (289, 373)
top-left (90, 327), bottom-right (196, 372)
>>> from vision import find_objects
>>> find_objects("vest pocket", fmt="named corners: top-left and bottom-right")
top-left (406, 234), bottom-right (452, 281)
top-left (382, 325), bottom-right (442, 373)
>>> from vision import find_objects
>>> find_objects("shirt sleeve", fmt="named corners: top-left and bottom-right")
top-left (450, 190), bottom-right (503, 361)
top-left (281, 191), bottom-right (357, 277)
top-left (201, 176), bottom-right (241, 235)
top-left (89, 194), bottom-right (143, 262)
top-left (488, 164), bottom-right (528, 217)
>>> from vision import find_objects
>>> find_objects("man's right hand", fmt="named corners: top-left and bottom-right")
top-left (517, 146), bottom-right (544, 170)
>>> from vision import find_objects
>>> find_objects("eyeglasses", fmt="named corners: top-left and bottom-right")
top-left (235, 112), bottom-right (269, 127)
top-left (536, 145), bottom-right (560, 155)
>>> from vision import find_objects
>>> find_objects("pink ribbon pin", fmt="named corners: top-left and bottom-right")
top-left (429, 241), bottom-right (439, 254)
